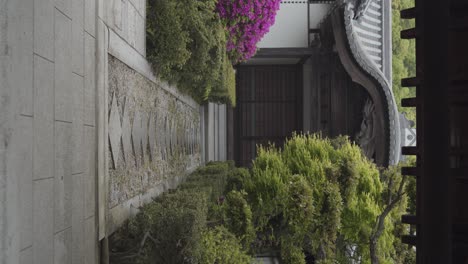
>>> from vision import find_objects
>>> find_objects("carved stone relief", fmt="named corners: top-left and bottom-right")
top-left (356, 98), bottom-right (377, 160)
top-left (107, 56), bottom-right (201, 208)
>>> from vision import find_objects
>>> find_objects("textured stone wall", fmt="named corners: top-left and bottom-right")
top-left (107, 56), bottom-right (202, 230)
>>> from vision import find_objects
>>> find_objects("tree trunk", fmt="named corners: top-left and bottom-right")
top-left (370, 238), bottom-right (379, 264)
top-left (369, 205), bottom-right (393, 264)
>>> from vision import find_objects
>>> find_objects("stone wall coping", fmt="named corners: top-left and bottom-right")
top-left (107, 28), bottom-right (200, 110)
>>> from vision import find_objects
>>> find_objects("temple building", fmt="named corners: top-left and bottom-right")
top-left (228, 0), bottom-right (404, 167)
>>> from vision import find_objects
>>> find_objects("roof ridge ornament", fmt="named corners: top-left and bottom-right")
top-left (353, 0), bottom-right (372, 20)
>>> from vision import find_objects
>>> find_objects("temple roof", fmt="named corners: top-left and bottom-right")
top-left (351, 0), bottom-right (388, 75)
top-left (320, 0), bottom-right (401, 165)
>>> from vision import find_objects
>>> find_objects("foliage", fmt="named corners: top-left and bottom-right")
top-left (223, 190), bottom-right (256, 248)
top-left (384, 163), bottom-right (416, 264)
top-left (391, 222), bottom-right (416, 264)
top-left (109, 137), bottom-right (414, 264)
top-left (280, 238), bottom-right (307, 264)
top-left (226, 167), bottom-right (250, 192)
top-left (218, 135), bottom-right (362, 262)
top-left (216, 0), bottom-right (282, 63)
top-left (392, 0), bottom-right (416, 123)
top-left (109, 162), bottom-right (237, 264)
top-left (180, 162), bottom-right (230, 202)
top-left (146, 0), bottom-right (190, 79)
top-left (245, 146), bottom-right (290, 230)
top-left (336, 141), bottom-right (383, 260)
top-left (128, 190), bottom-right (209, 263)
top-left (223, 134), bottom-right (412, 264)
top-left (206, 55), bottom-right (237, 105)
top-left (195, 226), bottom-right (252, 264)
top-left (146, 0), bottom-right (236, 105)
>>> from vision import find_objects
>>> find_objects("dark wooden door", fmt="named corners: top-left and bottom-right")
top-left (234, 65), bottom-right (303, 167)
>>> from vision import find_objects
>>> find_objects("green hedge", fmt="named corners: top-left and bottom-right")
top-left (195, 226), bottom-right (252, 264)
top-left (109, 136), bottom-right (410, 264)
top-left (130, 190), bottom-right (209, 263)
top-left (146, 0), bottom-right (236, 105)
top-left (109, 161), bottom-right (250, 264)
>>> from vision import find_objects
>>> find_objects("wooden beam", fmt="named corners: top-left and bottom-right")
top-left (402, 214), bottom-right (418, 225)
top-left (402, 146), bottom-right (419, 155)
top-left (401, 7), bottom-right (417, 19)
top-left (309, 28), bottom-right (321, 34)
top-left (254, 48), bottom-right (316, 59)
top-left (402, 97), bottom-right (418, 107)
top-left (401, 77), bottom-right (421, 87)
top-left (402, 235), bottom-right (417, 246)
top-left (402, 166), bottom-right (418, 176)
top-left (401, 28), bottom-right (418, 39)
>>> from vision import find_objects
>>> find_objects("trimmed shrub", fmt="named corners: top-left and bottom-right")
top-left (146, 0), bottom-right (236, 105)
top-left (283, 175), bottom-right (314, 239)
top-left (110, 162), bottom-right (235, 264)
top-left (146, 0), bottom-right (190, 79)
top-left (110, 136), bottom-right (409, 263)
top-left (195, 226), bottom-right (252, 264)
top-left (281, 238), bottom-right (306, 264)
top-left (223, 190), bottom-right (255, 248)
top-left (128, 190), bottom-right (209, 263)
top-left (226, 167), bottom-right (250, 192)
top-left (232, 134), bottom-right (387, 263)
top-left (246, 146), bottom-right (290, 230)
top-left (207, 55), bottom-right (236, 105)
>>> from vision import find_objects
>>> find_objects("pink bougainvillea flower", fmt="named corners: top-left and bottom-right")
top-left (216, 0), bottom-right (281, 63)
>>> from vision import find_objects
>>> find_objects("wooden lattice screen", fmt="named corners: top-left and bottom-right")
top-left (400, 0), bottom-right (468, 262)
top-left (233, 65), bottom-right (303, 167)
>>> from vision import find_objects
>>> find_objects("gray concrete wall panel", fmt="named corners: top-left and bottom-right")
top-left (0, 0), bottom-right (99, 263)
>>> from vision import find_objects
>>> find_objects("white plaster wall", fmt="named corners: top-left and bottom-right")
top-left (258, 3), bottom-right (332, 48)
top-left (309, 4), bottom-right (332, 29)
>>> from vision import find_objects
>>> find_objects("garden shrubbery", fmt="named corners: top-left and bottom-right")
top-left (147, 0), bottom-right (235, 105)
top-left (146, 0), bottom-right (283, 104)
top-left (110, 135), bottom-right (414, 263)
top-left (196, 226), bottom-right (252, 264)
top-left (109, 161), bottom-right (252, 264)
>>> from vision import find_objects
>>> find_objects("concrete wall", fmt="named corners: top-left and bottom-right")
top-left (204, 103), bottom-right (227, 162)
top-left (0, 0), bottom-right (227, 263)
top-left (0, 0), bottom-right (98, 263)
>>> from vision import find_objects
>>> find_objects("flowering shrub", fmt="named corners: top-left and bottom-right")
top-left (216, 0), bottom-right (282, 63)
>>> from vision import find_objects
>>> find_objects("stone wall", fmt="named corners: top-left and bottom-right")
top-left (106, 56), bottom-right (201, 232)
